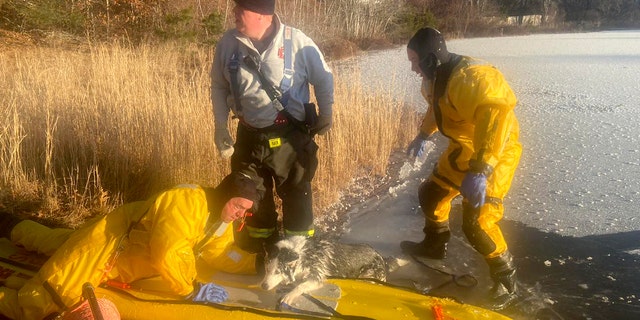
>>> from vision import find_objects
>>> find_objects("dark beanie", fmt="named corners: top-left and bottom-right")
top-left (206, 172), bottom-right (259, 218)
top-left (407, 27), bottom-right (449, 63)
top-left (219, 172), bottom-right (258, 203)
top-left (234, 0), bottom-right (275, 15)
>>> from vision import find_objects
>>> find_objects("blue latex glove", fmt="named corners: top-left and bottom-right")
top-left (190, 282), bottom-right (228, 303)
top-left (407, 133), bottom-right (430, 158)
top-left (460, 172), bottom-right (487, 208)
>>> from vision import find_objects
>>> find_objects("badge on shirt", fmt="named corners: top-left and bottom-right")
top-left (278, 47), bottom-right (284, 59)
top-left (269, 138), bottom-right (282, 148)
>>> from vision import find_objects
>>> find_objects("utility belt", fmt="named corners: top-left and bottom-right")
top-left (237, 111), bottom-right (316, 152)
top-left (239, 112), bottom-right (293, 134)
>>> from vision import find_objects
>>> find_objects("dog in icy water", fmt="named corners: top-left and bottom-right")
top-left (260, 235), bottom-right (404, 305)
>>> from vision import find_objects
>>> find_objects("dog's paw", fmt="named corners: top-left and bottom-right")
top-left (275, 284), bottom-right (295, 294)
top-left (280, 291), bottom-right (301, 306)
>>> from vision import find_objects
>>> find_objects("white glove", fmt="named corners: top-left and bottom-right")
top-left (214, 127), bottom-right (234, 159)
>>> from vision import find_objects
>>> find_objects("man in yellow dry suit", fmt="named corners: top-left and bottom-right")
top-left (401, 27), bottom-right (522, 310)
top-left (0, 172), bottom-right (259, 320)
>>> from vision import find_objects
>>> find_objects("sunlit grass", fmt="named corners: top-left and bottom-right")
top-left (0, 42), bottom-right (418, 227)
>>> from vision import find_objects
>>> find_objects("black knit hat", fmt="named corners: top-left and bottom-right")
top-left (206, 172), bottom-right (259, 218)
top-left (219, 172), bottom-right (258, 203)
top-left (233, 0), bottom-right (275, 15)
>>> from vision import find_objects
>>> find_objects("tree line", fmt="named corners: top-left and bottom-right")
top-left (1, 0), bottom-right (638, 48)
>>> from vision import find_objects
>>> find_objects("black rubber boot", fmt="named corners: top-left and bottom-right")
top-left (486, 251), bottom-right (519, 310)
top-left (0, 214), bottom-right (21, 240)
top-left (400, 230), bottom-right (451, 259)
top-left (241, 231), bottom-right (282, 255)
top-left (233, 228), bottom-right (264, 254)
top-left (255, 252), bottom-right (266, 276)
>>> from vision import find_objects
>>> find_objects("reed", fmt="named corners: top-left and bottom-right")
top-left (276, 0), bottom-right (396, 40)
top-left (0, 42), bottom-right (418, 227)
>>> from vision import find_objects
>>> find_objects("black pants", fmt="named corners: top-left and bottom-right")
top-left (231, 123), bottom-right (318, 247)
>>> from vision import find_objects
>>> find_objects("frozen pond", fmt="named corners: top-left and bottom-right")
top-left (334, 31), bottom-right (640, 319)
top-left (341, 30), bottom-right (640, 238)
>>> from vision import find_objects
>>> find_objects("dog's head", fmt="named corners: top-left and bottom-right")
top-left (260, 236), bottom-right (307, 290)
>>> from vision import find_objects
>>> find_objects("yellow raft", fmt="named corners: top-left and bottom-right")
top-left (91, 272), bottom-right (510, 320)
top-left (1, 238), bottom-right (510, 319)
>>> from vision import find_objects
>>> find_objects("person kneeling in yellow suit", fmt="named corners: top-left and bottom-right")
top-left (0, 172), bottom-right (259, 320)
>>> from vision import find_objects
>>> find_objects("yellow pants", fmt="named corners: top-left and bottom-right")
top-left (1, 209), bottom-right (141, 320)
top-left (422, 138), bottom-right (522, 259)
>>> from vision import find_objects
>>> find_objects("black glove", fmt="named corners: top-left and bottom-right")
top-left (311, 114), bottom-right (332, 135)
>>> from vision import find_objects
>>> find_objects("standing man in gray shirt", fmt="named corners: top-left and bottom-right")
top-left (210, 0), bottom-right (334, 253)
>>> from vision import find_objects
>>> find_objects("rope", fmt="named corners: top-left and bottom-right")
top-left (277, 294), bottom-right (375, 320)
top-left (410, 254), bottom-right (478, 291)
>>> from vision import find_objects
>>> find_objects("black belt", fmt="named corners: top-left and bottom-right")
top-left (239, 119), bottom-right (290, 133)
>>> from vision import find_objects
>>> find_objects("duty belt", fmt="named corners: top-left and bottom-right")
top-left (239, 118), bottom-right (290, 133)
top-left (239, 111), bottom-right (292, 133)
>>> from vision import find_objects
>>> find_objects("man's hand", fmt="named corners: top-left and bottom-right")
top-left (407, 132), bottom-right (431, 158)
top-left (189, 282), bottom-right (228, 303)
top-left (311, 114), bottom-right (332, 135)
top-left (460, 172), bottom-right (487, 208)
top-left (214, 127), bottom-right (234, 159)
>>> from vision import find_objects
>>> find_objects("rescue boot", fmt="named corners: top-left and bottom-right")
top-left (0, 214), bottom-right (21, 240)
top-left (261, 232), bottom-right (282, 255)
top-left (255, 252), bottom-right (266, 277)
top-left (486, 251), bottom-right (519, 310)
top-left (400, 230), bottom-right (451, 259)
top-left (244, 232), bottom-right (282, 255)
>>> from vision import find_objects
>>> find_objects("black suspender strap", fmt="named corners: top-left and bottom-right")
top-left (242, 54), bottom-right (285, 111)
top-left (432, 54), bottom-right (462, 139)
top-left (229, 42), bottom-right (243, 115)
top-left (243, 53), bottom-right (309, 134)
top-left (228, 27), bottom-right (310, 133)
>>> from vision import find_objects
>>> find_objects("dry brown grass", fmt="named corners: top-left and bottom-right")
top-left (0, 42), bottom-right (418, 228)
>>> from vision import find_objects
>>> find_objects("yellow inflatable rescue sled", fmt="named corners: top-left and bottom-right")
top-left (0, 238), bottom-right (510, 319)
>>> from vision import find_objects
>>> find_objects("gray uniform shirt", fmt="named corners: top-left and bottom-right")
top-left (211, 15), bottom-right (334, 129)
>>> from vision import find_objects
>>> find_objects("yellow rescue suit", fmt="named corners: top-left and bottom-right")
top-left (0, 185), bottom-right (255, 320)
top-left (419, 56), bottom-right (522, 259)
